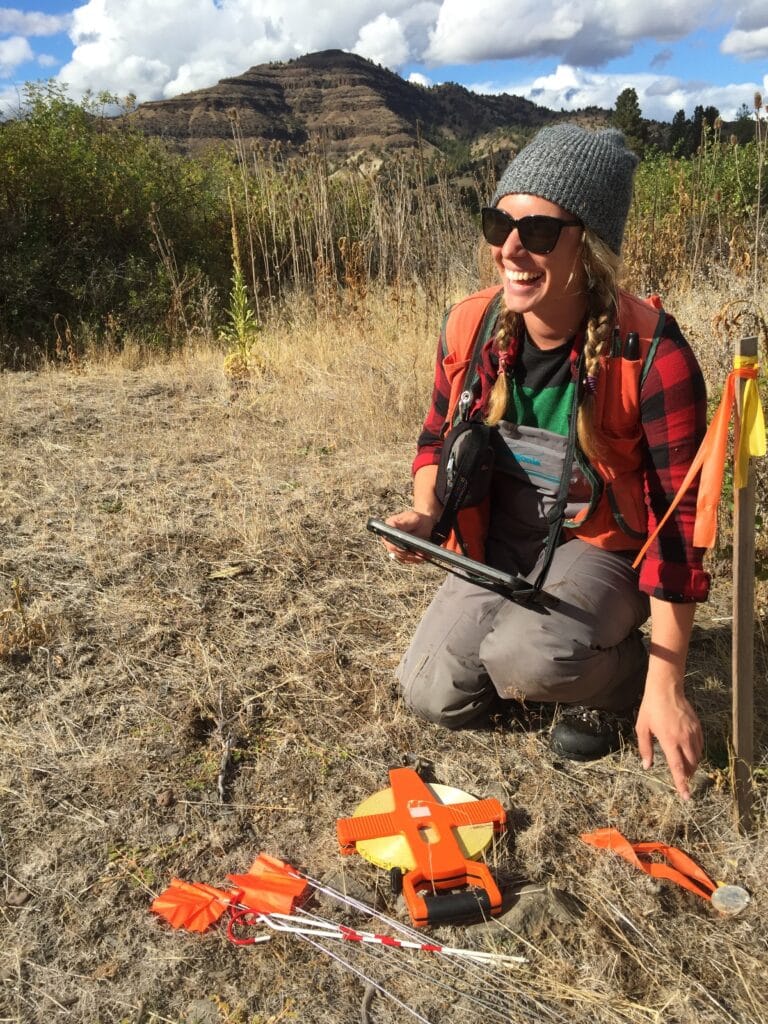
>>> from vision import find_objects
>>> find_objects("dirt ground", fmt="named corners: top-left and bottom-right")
top-left (1, 348), bottom-right (766, 1024)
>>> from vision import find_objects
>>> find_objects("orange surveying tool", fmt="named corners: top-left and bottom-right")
top-left (336, 767), bottom-right (506, 927)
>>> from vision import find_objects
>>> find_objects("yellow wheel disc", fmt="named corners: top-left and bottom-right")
top-left (351, 782), bottom-right (495, 872)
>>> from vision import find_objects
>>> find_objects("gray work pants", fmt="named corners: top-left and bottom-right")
top-left (397, 539), bottom-right (650, 727)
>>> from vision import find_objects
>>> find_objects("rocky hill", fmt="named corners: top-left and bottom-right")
top-left (127, 49), bottom-right (573, 163)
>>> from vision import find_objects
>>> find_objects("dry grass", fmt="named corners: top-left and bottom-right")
top-left (0, 288), bottom-right (766, 1024)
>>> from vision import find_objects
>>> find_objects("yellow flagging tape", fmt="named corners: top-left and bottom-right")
top-left (734, 355), bottom-right (766, 488)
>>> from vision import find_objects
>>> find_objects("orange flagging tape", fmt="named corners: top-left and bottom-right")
top-left (633, 362), bottom-right (765, 567)
top-left (580, 828), bottom-right (716, 900)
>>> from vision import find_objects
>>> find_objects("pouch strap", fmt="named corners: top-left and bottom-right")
top-left (529, 353), bottom-right (583, 595)
top-left (581, 828), bottom-right (717, 900)
top-left (435, 291), bottom-right (502, 553)
top-left (431, 422), bottom-right (491, 546)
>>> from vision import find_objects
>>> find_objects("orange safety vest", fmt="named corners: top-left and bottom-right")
top-left (439, 287), bottom-right (666, 562)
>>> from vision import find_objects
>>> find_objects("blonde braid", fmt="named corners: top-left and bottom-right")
top-left (486, 308), bottom-right (523, 426)
top-left (577, 308), bottom-right (612, 459)
top-left (576, 231), bottom-right (621, 460)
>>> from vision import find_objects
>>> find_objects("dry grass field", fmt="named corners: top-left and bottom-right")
top-left (1, 289), bottom-right (766, 1024)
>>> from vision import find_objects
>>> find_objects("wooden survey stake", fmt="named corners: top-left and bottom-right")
top-left (732, 335), bottom-right (758, 832)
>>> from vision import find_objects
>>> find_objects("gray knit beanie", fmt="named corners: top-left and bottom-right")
top-left (492, 124), bottom-right (639, 254)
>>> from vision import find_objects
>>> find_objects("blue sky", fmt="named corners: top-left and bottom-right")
top-left (2, 1), bottom-right (767, 121)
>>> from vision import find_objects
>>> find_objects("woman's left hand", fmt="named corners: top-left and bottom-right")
top-left (638, 598), bottom-right (702, 801)
top-left (635, 677), bottom-right (703, 801)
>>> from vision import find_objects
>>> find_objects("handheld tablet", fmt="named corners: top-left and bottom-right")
top-left (367, 517), bottom-right (539, 602)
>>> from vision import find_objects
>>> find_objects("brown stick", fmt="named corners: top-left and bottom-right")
top-left (732, 335), bottom-right (758, 832)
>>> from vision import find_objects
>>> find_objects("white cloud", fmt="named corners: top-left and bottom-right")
top-left (353, 14), bottom-right (409, 67)
top-left (398, 2), bottom-right (440, 59)
top-left (0, 34), bottom-right (32, 76)
top-left (0, 81), bottom-right (25, 116)
top-left (650, 48), bottom-right (674, 70)
top-left (729, 0), bottom-right (768, 33)
top-left (52, 0), bottom-right (426, 100)
top-left (426, 0), bottom-right (580, 64)
top-left (721, 26), bottom-right (768, 60)
top-left (46, 0), bottom-right (728, 104)
top-left (474, 63), bottom-right (766, 121)
top-left (425, 0), bottom-right (721, 67)
top-left (0, 9), bottom-right (71, 36)
top-left (37, 53), bottom-right (58, 68)
top-left (713, 2), bottom-right (768, 61)
top-left (408, 71), bottom-right (432, 87)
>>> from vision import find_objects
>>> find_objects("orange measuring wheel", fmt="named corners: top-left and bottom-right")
top-left (337, 768), bottom-right (506, 927)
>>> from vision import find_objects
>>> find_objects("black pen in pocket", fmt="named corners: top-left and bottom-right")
top-left (623, 331), bottom-right (640, 360)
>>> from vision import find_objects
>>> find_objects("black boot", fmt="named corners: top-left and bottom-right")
top-left (549, 705), bottom-right (633, 761)
top-left (488, 696), bottom-right (552, 731)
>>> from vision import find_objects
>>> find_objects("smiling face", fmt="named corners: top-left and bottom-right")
top-left (491, 193), bottom-right (588, 347)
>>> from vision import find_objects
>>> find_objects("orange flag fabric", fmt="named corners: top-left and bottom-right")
top-left (581, 828), bottom-right (716, 900)
top-left (151, 853), bottom-right (310, 931)
top-left (151, 879), bottom-right (236, 932)
top-left (227, 852), bottom-right (310, 915)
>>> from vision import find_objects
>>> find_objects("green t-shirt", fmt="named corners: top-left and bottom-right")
top-left (504, 335), bottom-right (574, 436)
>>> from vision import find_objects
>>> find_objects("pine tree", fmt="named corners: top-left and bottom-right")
top-left (688, 104), bottom-right (705, 153)
top-left (612, 87), bottom-right (645, 155)
top-left (669, 108), bottom-right (689, 154)
top-left (733, 102), bottom-right (754, 145)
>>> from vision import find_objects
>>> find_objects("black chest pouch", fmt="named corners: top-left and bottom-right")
top-left (431, 420), bottom-right (495, 545)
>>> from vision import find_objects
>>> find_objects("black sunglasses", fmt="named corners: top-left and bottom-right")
top-left (481, 207), bottom-right (581, 254)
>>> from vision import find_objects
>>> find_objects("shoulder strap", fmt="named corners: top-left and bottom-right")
top-left (444, 287), bottom-right (503, 425)
top-left (443, 286), bottom-right (503, 360)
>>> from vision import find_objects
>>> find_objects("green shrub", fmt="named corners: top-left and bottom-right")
top-left (0, 82), bottom-right (231, 362)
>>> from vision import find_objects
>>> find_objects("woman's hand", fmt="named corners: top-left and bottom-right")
top-left (635, 676), bottom-right (703, 801)
top-left (637, 598), bottom-right (702, 801)
top-left (382, 509), bottom-right (437, 562)
top-left (382, 465), bottom-right (443, 563)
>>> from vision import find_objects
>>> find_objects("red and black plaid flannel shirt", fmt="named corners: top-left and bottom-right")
top-left (413, 311), bottom-right (710, 603)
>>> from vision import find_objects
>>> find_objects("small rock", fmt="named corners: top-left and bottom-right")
top-left (489, 882), bottom-right (583, 940)
top-left (186, 999), bottom-right (221, 1024)
top-left (155, 788), bottom-right (176, 808)
top-left (320, 869), bottom-right (379, 909)
top-left (5, 886), bottom-right (32, 908)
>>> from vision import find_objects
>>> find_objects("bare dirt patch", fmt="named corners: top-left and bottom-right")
top-left (1, 346), bottom-right (766, 1024)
